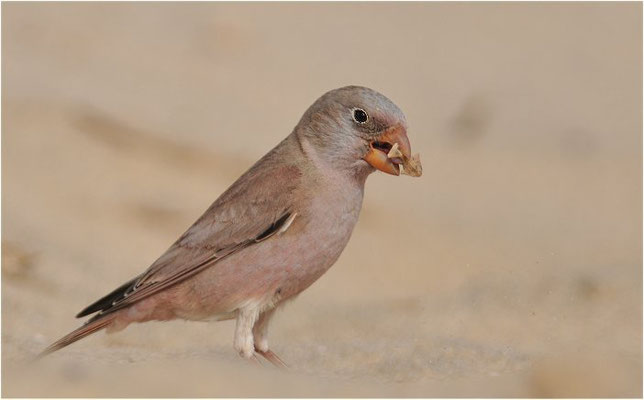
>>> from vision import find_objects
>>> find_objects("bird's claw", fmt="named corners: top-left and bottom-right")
top-left (249, 353), bottom-right (263, 366)
top-left (255, 348), bottom-right (289, 369)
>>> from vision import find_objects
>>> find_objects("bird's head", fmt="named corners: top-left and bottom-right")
top-left (294, 86), bottom-right (415, 179)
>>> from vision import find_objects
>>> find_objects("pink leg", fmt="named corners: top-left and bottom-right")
top-left (252, 308), bottom-right (289, 368)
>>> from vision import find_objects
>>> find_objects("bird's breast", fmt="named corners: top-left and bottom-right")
top-left (174, 176), bottom-right (366, 317)
top-left (274, 177), bottom-right (365, 297)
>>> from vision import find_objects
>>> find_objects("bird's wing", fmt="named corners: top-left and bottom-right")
top-left (77, 154), bottom-right (303, 318)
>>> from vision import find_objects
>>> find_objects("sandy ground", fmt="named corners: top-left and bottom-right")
top-left (2, 2), bottom-right (642, 397)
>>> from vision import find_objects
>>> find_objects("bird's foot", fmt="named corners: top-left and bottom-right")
top-left (255, 347), bottom-right (289, 369)
top-left (246, 352), bottom-right (263, 366)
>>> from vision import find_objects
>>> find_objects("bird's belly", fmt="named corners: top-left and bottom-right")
top-left (168, 184), bottom-right (364, 319)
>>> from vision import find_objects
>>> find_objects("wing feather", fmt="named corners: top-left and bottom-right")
top-left (78, 139), bottom-right (304, 318)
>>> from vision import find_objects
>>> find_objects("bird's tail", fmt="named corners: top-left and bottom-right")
top-left (36, 314), bottom-right (116, 359)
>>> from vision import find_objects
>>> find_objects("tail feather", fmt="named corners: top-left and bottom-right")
top-left (37, 314), bottom-right (116, 359)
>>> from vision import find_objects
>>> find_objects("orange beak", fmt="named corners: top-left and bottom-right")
top-left (363, 125), bottom-right (411, 176)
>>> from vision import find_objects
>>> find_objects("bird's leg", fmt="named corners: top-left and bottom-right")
top-left (252, 308), bottom-right (288, 368)
top-left (233, 305), bottom-right (260, 359)
top-left (252, 308), bottom-right (274, 353)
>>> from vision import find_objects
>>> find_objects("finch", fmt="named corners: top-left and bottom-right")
top-left (40, 86), bottom-right (420, 366)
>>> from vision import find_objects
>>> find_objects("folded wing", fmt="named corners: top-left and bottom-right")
top-left (77, 155), bottom-right (303, 320)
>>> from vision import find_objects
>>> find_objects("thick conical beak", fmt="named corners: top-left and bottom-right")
top-left (363, 125), bottom-right (411, 176)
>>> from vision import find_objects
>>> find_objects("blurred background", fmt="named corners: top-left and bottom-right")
top-left (2, 2), bottom-right (641, 397)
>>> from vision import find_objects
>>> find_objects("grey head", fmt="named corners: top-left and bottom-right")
top-left (293, 86), bottom-right (412, 180)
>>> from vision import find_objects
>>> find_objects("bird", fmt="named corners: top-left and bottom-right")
top-left (39, 85), bottom-right (420, 366)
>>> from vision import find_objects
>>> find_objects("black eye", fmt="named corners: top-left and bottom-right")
top-left (352, 108), bottom-right (369, 124)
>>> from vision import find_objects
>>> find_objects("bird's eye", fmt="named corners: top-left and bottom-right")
top-left (352, 108), bottom-right (369, 124)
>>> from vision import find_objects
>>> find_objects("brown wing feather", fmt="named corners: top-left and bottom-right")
top-left (79, 137), bottom-right (304, 318)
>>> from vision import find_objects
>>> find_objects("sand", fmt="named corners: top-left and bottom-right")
top-left (2, 2), bottom-right (641, 397)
